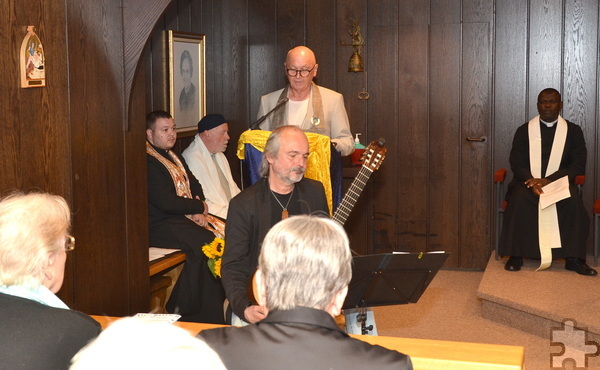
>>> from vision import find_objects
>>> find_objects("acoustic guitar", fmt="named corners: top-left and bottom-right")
top-left (247, 138), bottom-right (387, 304)
top-left (332, 138), bottom-right (387, 225)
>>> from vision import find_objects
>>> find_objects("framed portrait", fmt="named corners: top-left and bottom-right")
top-left (168, 31), bottom-right (206, 133)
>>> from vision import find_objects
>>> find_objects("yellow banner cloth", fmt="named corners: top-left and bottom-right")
top-left (237, 130), bottom-right (333, 216)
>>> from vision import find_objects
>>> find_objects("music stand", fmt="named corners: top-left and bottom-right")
top-left (343, 252), bottom-right (449, 334)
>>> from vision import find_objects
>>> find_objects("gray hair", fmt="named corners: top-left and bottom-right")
top-left (258, 215), bottom-right (352, 311)
top-left (259, 125), bottom-right (305, 177)
top-left (0, 192), bottom-right (70, 288)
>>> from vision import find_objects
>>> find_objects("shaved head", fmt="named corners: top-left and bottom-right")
top-left (286, 46), bottom-right (316, 66)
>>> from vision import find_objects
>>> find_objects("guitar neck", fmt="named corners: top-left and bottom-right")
top-left (333, 165), bottom-right (374, 225)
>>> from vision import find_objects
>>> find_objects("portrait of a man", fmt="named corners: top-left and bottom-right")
top-left (179, 49), bottom-right (196, 112)
top-left (169, 31), bottom-right (206, 132)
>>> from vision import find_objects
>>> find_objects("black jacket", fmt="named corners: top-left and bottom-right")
top-left (0, 292), bottom-right (101, 370)
top-left (199, 306), bottom-right (412, 370)
top-left (222, 177), bottom-right (329, 320)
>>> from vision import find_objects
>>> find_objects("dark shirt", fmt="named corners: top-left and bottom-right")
top-left (0, 292), bottom-right (101, 370)
top-left (199, 306), bottom-right (413, 370)
top-left (222, 178), bottom-right (329, 320)
top-left (179, 83), bottom-right (196, 112)
top-left (146, 142), bottom-right (206, 229)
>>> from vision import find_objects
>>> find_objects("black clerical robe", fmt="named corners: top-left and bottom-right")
top-left (147, 144), bottom-right (225, 323)
top-left (499, 120), bottom-right (589, 259)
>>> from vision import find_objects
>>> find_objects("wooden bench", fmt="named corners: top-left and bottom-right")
top-left (92, 316), bottom-right (524, 369)
top-left (149, 251), bottom-right (186, 276)
top-left (149, 250), bottom-right (186, 313)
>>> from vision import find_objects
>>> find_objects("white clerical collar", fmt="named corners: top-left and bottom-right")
top-left (540, 118), bottom-right (558, 127)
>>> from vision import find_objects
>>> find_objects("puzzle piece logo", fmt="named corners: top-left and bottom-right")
top-left (551, 319), bottom-right (600, 368)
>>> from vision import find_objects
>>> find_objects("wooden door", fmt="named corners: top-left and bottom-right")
top-left (356, 1), bottom-right (494, 269)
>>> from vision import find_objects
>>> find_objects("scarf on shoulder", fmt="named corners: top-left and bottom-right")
top-left (271, 82), bottom-right (324, 132)
top-left (147, 141), bottom-right (225, 238)
top-left (146, 141), bottom-right (192, 199)
top-left (528, 115), bottom-right (568, 270)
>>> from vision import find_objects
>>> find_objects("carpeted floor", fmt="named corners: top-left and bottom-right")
top-left (478, 255), bottom-right (600, 339)
top-left (371, 268), bottom-right (600, 369)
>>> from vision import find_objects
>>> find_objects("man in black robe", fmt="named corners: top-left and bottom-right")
top-left (146, 110), bottom-right (226, 323)
top-left (499, 88), bottom-right (596, 276)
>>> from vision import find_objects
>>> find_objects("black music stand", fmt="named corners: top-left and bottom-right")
top-left (343, 252), bottom-right (449, 334)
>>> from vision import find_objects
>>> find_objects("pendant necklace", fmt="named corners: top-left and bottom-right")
top-left (270, 186), bottom-right (295, 220)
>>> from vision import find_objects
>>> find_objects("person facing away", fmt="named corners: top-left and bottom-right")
top-left (222, 125), bottom-right (329, 325)
top-left (182, 113), bottom-right (241, 219)
top-left (70, 317), bottom-right (225, 370)
top-left (499, 88), bottom-right (596, 276)
top-left (146, 110), bottom-right (226, 323)
top-left (200, 215), bottom-right (413, 369)
top-left (0, 192), bottom-right (101, 370)
top-left (257, 45), bottom-right (355, 156)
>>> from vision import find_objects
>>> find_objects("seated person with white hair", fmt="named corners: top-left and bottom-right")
top-left (0, 192), bottom-right (101, 369)
top-left (182, 113), bottom-right (241, 219)
top-left (70, 317), bottom-right (225, 370)
top-left (200, 215), bottom-right (413, 369)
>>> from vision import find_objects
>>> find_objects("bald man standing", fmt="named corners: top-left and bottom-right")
top-left (256, 46), bottom-right (354, 156)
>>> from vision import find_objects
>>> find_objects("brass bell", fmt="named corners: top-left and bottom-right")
top-left (348, 51), bottom-right (364, 72)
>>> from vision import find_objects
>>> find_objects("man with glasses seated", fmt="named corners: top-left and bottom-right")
top-left (256, 46), bottom-right (355, 157)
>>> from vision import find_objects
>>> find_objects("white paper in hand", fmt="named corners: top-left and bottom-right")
top-left (539, 175), bottom-right (571, 209)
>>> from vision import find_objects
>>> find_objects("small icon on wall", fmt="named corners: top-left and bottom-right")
top-left (20, 25), bottom-right (46, 88)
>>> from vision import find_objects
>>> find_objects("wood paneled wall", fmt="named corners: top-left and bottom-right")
top-left (0, 0), bottom-right (150, 315)
top-left (145, 0), bottom-right (496, 267)
top-left (0, 0), bottom-right (74, 299)
top-left (494, 0), bottom-right (599, 229)
top-left (145, 0), bottom-right (600, 270)
top-left (2, 0), bottom-right (600, 316)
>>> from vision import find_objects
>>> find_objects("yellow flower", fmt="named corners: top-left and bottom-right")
top-left (210, 237), bottom-right (225, 257)
top-left (214, 258), bottom-right (222, 278)
top-left (203, 237), bottom-right (224, 278)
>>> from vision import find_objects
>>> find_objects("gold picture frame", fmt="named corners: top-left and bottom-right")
top-left (168, 31), bottom-right (206, 133)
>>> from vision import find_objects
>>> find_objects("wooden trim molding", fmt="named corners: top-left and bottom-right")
top-left (122, 0), bottom-right (172, 127)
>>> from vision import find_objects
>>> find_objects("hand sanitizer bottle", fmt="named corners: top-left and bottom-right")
top-left (351, 133), bottom-right (366, 165)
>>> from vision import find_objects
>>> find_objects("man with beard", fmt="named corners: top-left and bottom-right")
top-left (222, 125), bottom-right (329, 325)
top-left (182, 114), bottom-right (241, 219)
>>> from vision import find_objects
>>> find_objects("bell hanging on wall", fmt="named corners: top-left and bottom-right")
top-left (348, 51), bottom-right (364, 72)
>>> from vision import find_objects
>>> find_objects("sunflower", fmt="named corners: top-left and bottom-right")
top-left (203, 237), bottom-right (224, 278)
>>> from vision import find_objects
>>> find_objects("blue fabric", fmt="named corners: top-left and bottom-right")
top-left (242, 145), bottom-right (264, 188)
